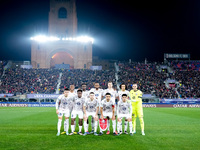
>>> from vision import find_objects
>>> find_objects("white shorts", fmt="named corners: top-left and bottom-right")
top-left (86, 112), bottom-right (96, 118)
top-left (58, 109), bottom-right (70, 117)
top-left (103, 113), bottom-right (113, 119)
top-left (71, 110), bottom-right (83, 119)
top-left (118, 114), bottom-right (131, 119)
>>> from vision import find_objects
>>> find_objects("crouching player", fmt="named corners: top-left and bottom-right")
top-left (69, 89), bottom-right (85, 135)
top-left (117, 94), bottom-right (133, 136)
top-left (56, 88), bottom-right (74, 136)
top-left (99, 93), bottom-right (118, 136)
top-left (83, 92), bottom-right (99, 136)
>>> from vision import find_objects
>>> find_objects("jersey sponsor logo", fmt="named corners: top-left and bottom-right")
top-left (106, 106), bottom-right (111, 110)
top-left (122, 107), bottom-right (127, 111)
top-left (77, 102), bottom-right (81, 105)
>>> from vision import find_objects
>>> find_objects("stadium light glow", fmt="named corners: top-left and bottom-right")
top-left (30, 35), bottom-right (94, 43)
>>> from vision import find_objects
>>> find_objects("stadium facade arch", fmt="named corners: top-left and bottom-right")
top-left (31, 0), bottom-right (92, 69)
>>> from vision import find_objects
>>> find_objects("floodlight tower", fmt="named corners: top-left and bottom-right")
top-left (31, 0), bottom-right (93, 69)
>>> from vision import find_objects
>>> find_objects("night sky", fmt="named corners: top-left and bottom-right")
top-left (0, 0), bottom-right (200, 62)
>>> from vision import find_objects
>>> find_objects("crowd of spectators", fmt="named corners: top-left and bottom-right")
top-left (169, 70), bottom-right (200, 98)
top-left (0, 68), bottom-right (59, 95)
top-left (0, 68), bottom-right (116, 95)
top-left (118, 62), bottom-right (179, 99)
top-left (170, 60), bottom-right (200, 71)
top-left (59, 69), bottom-right (116, 93)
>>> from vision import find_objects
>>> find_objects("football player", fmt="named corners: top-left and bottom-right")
top-left (99, 92), bottom-right (118, 136)
top-left (117, 94), bottom-right (133, 136)
top-left (83, 92), bottom-right (99, 136)
top-left (129, 83), bottom-right (145, 135)
top-left (117, 83), bottom-right (130, 134)
top-left (56, 88), bottom-right (74, 136)
top-left (69, 89), bottom-right (85, 135)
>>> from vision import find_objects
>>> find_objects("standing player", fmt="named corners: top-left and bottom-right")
top-left (129, 83), bottom-right (145, 135)
top-left (82, 83), bottom-right (89, 98)
top-left (102, 82), bottom-right (118, 131)
top-left (117, 83), bottom-right (130, 134)
top-left (99, 93), bottom-right (118, 136)
top-left (89, 83), bottom-right (103, 133)
top-left (117, 94), bottom-right (133, 136)
top-left (83, 92), bottom-right (99, 136)
top-left (56, 88), bottom-right (74, 136)
top-left (90, 83), bottom-right (103, 105)
top-left (102, 82), bottom-right (118, 102)
top-left (69, 89), bottom-right (85, 135)
top-left (69, 84), bottom-right (77, 97)
top-left (68, 84), bottom-right (77, 128)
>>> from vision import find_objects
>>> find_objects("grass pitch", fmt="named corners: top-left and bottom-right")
top-left (0, 107), bottom-right (199, 150)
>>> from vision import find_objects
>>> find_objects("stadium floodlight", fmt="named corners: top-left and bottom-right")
top-left (30, 35), bottom-right (48, 42)
top-left (30, 35), bottom-right (60, 42)
top-left (30, 35), bottom-right (94, 43)
top-left (76, 36), bottom-right (94, 43)
top-left (49, 36), bottom-right (60, 41)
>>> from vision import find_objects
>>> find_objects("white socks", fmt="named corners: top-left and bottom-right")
top-left (94, 121), bottom-right (98, 132)
top-left (129, 122), bottom-right (133, 133)
top-left (84, 121), bottom-right (88, 132)
top-left (64, 119), bottom-right (69, 133)
top-left (112, 120), bottom-right (116, 133)
top-left (71, 125), bottom-right (75, 133)
top-left (117, 122), bottom-right (121, 133)
top-left (79, 126), bottom-right (82, 132)
top-left (57, 119), bottom-right (62, 133)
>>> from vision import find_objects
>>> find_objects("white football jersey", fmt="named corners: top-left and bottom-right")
top-left (118, 90), bottom-right (130, 101)
top-left (89, 88), bottom-right (103, 103)
top-left (84, 98), bottom-right (99, 113)
top-left (69, 90), bottom-right (77, 97)
top-left (117, 100), bottom-right (132, 115)
top-left (82, 90), bottom-right (89, 98)
top-left (102, 88), bottom-right (118, 102)
top-left (73, 96), bottom-right (85, 111)
top-left (56, 94), bottom-right (75, 111)
top-left (100, 99), bottom-right (115, 113)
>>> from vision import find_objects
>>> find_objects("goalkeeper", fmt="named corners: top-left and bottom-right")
top-left (129, 83), bottom-right (145, 136)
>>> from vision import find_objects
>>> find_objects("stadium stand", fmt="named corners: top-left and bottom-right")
top-left (117, 61), bottom-right (200, 99)
top-left (0, 61), bottom-right (199, 99)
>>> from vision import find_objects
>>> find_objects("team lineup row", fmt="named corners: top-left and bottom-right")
top-left (56, 82), bottom-right (145, 136)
